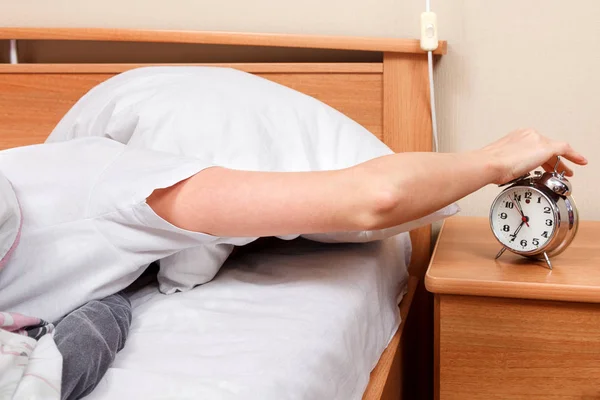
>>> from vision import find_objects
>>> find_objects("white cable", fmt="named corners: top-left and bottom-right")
top-left (428, 50), bottom-right (438, 152)
top-left (424, 0), bottom-right (438, 152)
top-left (9, 40), bottom-right (18, 64)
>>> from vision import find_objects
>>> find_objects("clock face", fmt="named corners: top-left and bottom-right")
top-left (490, 186), bottom-right (557, 253)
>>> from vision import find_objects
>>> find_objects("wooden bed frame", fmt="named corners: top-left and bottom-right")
top-left (0, 28), bottom-right (446, 400)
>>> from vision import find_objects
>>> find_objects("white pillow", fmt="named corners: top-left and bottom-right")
top-left (48, 66), bottom-right (459, 293)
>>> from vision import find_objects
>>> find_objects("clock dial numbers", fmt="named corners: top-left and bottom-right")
top-left (491, 187), bottom-right (556, 253)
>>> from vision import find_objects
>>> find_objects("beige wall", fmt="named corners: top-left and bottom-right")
top-left (3, 0), bottom-right (599, 220)
top-left (1, 0), bottom-right (420, 36)
top-left (434, 1), bottom-right (600, 221)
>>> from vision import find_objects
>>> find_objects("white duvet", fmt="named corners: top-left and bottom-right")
top-left (87, 234), bottom-right (411, 400)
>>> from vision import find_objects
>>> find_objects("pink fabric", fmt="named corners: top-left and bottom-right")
top-left (0, 312), bottom-right (43, 334)
top-left (0, 310), bottom-right (53, 340)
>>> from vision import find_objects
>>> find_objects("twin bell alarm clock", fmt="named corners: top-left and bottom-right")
top-left (489, 156), bottom-right (578, 269)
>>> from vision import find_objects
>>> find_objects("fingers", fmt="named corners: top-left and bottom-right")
top-left (485, 129), bottom-right (586, 183)
top-left (542, 160), bottom-right (573, 176)
top-left (538, 140), bottom-right (586, 177)
top-left (553, 141), bottom-right (588, 166)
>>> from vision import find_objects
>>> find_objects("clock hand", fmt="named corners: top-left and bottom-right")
top-left (510, 194), bottom-right (530, 227)
top-left (510, 220), bottom-right (525, 242)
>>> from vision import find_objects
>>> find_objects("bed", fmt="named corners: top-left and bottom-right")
top-left (0, 28), bottom-right (447, 399)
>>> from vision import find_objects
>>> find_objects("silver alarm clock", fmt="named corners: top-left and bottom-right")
top-left (489, 157), bottom-right (579, 269)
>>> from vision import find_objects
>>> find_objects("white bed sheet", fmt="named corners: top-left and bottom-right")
top-left (87, 234), bottom-right (411, 400)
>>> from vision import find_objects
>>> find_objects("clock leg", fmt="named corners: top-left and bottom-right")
top-left (543, 252), bottom-right (553, 270)
top-left (495, 246), bottom-right (507, 260)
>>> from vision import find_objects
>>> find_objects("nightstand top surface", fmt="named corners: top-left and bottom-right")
top-left (425, 216), bottom-right (600, 303)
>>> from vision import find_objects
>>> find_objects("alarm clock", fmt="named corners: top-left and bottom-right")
top-left (489, 156), bottom-right (578, 269)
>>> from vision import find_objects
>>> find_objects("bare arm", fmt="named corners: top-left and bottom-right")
top-left (148, 129), bottom-right (587, 237)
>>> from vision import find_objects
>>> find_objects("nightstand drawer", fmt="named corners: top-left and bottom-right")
top-left (437, 294), bottom-right (600, 399)
top-left (427, 216), bottom-right (600, 400)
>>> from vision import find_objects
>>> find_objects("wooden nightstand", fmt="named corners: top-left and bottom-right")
top-left (425, 216), bottom-right (600, 400)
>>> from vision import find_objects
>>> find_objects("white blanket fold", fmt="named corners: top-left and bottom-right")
top-left (0, 329), bottom-right (62, 400)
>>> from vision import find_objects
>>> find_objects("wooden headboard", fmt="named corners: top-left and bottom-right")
top-left (0, 28), bottom-right (446, 399)
top-left (0, 28), bottom-right (445, 275)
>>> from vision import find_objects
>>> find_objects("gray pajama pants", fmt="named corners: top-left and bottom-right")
top-left (53, 292), bottom-right (132, 400)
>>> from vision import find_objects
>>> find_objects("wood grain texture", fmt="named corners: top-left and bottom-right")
top-left (0, 63), bottom-right (383, 74)
top-left (438, 295), bottom-right (600, 399)
top-left (0, 71), bottom-right (382, 150)
top-left (426, 216), bottom-right (600, 303)
top-left (264, 73), bottom-right (382, 139)
top-left (0, 40), bottom-right (8, 63)
top-left (0, 28), bottom-right (447, 54)
top-left (383, 52), bottom-right (433, 278)
top-left (383, 51), bottom-right (434, 400)
top-left (15, 40), bottom-right (380, 65)
top-left (0, 73), bottom-right (113, 149)
top-left (382, 52), bottom-right (433, 154)
top-left (363, 277), bottom-right (417, 400)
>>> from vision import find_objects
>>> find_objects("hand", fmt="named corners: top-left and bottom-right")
top-left (478, 129), bottom-right (587, 185)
